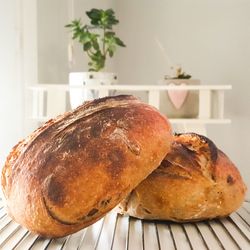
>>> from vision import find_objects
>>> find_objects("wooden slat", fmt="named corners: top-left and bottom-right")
top-left (208, 220), bottom-right (239, 249)
top-left (244, 202), bottom-right (250, 213)
top-left (14, 233), bottom-right (40, 250)
top-left (230, 212), bottom-right (250, 239)
top-left (0, 215), bottom-right (12, 232)
top-left (112, 214), bottom-right (129, 250)
top-left (183, 223), bottom-right (208, 250)
top-left (63, 229), bottom-right (85, 250)
top-left (237, 207), bottom-right (250, 226)
top-left (170, 223), bottom-right (191, 250)
top-left (156, 223), bottom-right (175, 250)
top-left (78, 218), bottom-right (104, 250)
top-left (95, 211), bottom-right (117, 250)
top-left (0, 207), bottom-right (6, 219)
top-left (127, 217), bottom-right (143, 250)
top-left (220, 218), bottom-right (250, 249)
top-left (143, 221), bottom-right (160, 250)
top-left (29, 237), bottom-right (51, 250)
top-left (46, 237), bottom-right (67, 250)
top-left (1, 227), bottom-right (28, 250)
top-left (196, 222), bottom-right (223, 250)
top-left (0, 222), bottom-right (21, 247)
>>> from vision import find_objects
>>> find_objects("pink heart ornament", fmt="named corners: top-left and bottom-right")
top-left (167, 83), bottom-right (188, 109)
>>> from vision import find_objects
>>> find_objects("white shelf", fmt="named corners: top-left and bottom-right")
top-left (29, 117), bottom-right (231, 125)
top-left (28, 84), bottom-right (232, 91)
top-left (26, 84), bottom-right (232, 134)
top-left (169, 119), bottom-right (231, 124)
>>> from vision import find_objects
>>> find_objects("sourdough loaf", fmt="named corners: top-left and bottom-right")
top-left (119, 133), bottom-right (247, 221)
top-left (1, 95), bottom-right (173, 237)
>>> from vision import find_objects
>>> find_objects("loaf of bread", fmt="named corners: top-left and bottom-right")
top-left (1, 95), bottom-right (173, 237)
top-left (119, 133), bottom-right (247, 221)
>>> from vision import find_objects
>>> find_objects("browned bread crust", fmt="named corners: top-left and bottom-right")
top-left (119, 133), bottom-right (247, 221)
top-left (1, 95), bottom-right (173, 237)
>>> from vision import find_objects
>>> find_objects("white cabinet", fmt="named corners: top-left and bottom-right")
top-left (27, 84), bottom-right (231, 135)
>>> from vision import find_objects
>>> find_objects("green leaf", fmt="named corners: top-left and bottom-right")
top-left (92, 40), bottom-right (99, 51)
top-left (105, 9), bottom-right (114, 16)
top-left (86, 9), bottom-right (101, 20)
top-left (86, 9), bottom-right (102, 26)
top-left (65, 23), bottom-right (73, 28)
top-left (83, 42), bottom-right (91, 51)
top-left (80, 32), bottom-right (90, 43)
top-left (72, 32), bottom-right (80, 40)
top-left (104, 9), bottom-right (119, 26)
top-left (115, 37), bottom-right (126, 47)
top-left (105, 31), bottom-right (115, 38)
top-left (72, 19), bottom-right (81, 25)
top-left (108, 50), bottom-right (114, 57)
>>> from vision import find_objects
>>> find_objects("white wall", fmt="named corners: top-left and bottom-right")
top-left (0, 0), bottom-right (24, 166)
top-left (115, 0), bottom-right (250, 198)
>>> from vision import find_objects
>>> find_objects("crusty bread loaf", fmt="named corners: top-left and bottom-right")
top-left (1, 95), bottom-right (173, 237)
top-left (119, 133), bottom-right (247, 221)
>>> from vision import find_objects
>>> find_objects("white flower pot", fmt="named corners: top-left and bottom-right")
top-left (69, 72), bottom-right (117, 109)
top-left (160, 79), bottom-right (200, 118)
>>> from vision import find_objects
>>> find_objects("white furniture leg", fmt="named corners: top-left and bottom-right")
top-left (46, 90), bottom-right (66, 119)
top-left (148, 90), bottom-right (160, 109)
top-left (199, 90), bottom-right (211, 119)
top-left (32, 89), bottom-right (44, 119)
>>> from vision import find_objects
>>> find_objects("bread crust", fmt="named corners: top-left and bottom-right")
top-left (119, 133), bottom-right (247, 221)
top-left (1, 95), bottom-right (173, 237)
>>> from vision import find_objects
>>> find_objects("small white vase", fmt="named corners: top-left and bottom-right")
top-left (69, 72), bottom-right (117, 109)
top-left (160, 79), bottom-right (200, 118)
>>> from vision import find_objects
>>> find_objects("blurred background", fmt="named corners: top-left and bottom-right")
top-left (0, 0), bottom-right (249, 198)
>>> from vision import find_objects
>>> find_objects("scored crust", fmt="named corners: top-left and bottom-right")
top-left (1, 95), bottom-right (173, 237)
top-left (118, 133), bottom-right (247, 221)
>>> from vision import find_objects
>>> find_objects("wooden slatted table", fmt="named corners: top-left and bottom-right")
top-left (0, 199), bottom-right (249, 249)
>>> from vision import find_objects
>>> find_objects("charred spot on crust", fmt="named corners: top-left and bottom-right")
top-left (84, 95), bottom-right (136, 108)
top-left (87, 148), bottom-right (101, 163)
top-left (43, 175), bottom-right (65, 206)
top-left (90, 123), bottom-right (103, 138)
top-left (175, 132), bottom-right (218, 163)
top-left (190, 133), bottom-right (218, 163)
top-left (160, 159), bottom-right (172, 169)
top-left (61, 137), bottom-right (80, 151)
top-left (108, 148), bottom-right (123, 162)
top-left (107, 148), bottom-right (126, 178)
top-left (177, 144), bottom-right (196, 159)
top-left (227, 175), bottom-right (235, 185)
top-left (87, 208), bottom-right (99, 217)
top-left (58, 129), bottom-right (88, 152)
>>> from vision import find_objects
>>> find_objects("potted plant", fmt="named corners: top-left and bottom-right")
top-left (160, 65), bottom-right (200, 118)
top-left (65, 8), bottom-right (126, 108)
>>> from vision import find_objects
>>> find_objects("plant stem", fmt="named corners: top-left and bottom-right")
top-left (86, 50), bottom-right (96, 61)
top-left (103, 27), bottom-right (106, 60)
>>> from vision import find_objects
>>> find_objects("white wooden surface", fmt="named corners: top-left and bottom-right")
top-left (0, 200), bottom-right (249, 250)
